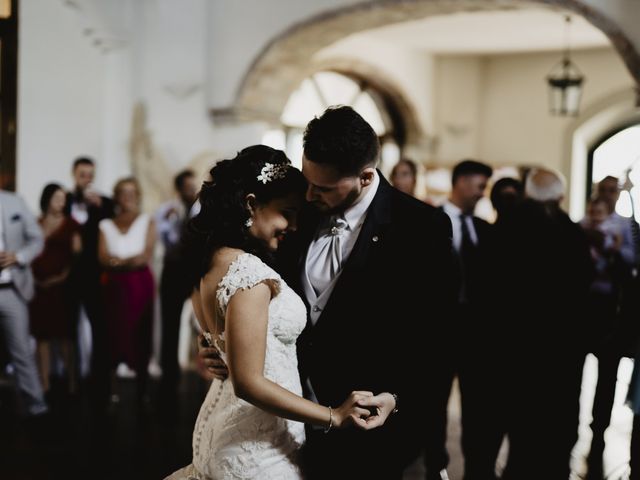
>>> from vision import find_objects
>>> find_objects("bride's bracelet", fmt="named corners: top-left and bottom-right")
top-left (323, 406), bottom-right (333, 433)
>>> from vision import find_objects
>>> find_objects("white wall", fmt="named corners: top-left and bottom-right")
top-left (433, 56), bottom-right (484, 164)
top-left (479, 47), bottom-right (633, 172)
top-left (314, 42), bottom-right (634, 176)
top-left (17, 0), bottom-right (109, 211)
top-left (17, 0), bottom-right (269, 211)
top-left (316, 35), bottom-right (436, 136)
top-left (131, 0), bottom-right (214, 172)
top-left (207, 0), bottom-right (363, 109)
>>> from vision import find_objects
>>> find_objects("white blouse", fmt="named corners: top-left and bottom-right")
top-left (99, 213), bottom-right (150, 259)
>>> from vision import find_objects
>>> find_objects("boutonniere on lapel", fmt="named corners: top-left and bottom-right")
top-left (10, 213), bottom-right (21, 222)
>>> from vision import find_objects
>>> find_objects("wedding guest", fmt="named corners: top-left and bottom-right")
top-left (433, 159), bottom-right (499, 480)
top-left (65, 157), bottom-right (113, 409)
top-left (0, 188), bottom-right (46, 416)
top-left (98, 177), bottom-right (155, 404)
top-left (30, 183), bottom-right (81, 394)
top-left (584, 177), bottom-right (638, 479)
top-left (490, 177), bottom-right (523, 224)
top-left (156, 169), bottom-right (198, 402)
top-left (496, 168), bottom-right (593, 480)
top-left (390, 158), bottom-right (418, 197)
top-left (627, 347), bottom-right (640, 479)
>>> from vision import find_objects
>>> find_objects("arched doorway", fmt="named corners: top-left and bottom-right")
top-left (221, 0), bottom-right (640, 133)
top-left (220, 0), bottom-right (640, 208)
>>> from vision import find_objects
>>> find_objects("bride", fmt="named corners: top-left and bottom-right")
top-left (166, 145), bottom-right (378, 480)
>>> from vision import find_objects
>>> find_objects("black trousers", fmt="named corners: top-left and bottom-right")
top-left (301, 427), bottom-right (406, 480)
top-left (631, 414), bottom-right (640, 480)
top-left (159, 258), bottom-right (192, 396)
top-left (587, 292), bottom-right (627, 464)
top-left (81, 276), bottom-right (110, 410)
top-left (423, 303), bottom-right (504, 480)
top-left (502, 353), bottom-right (584, 480)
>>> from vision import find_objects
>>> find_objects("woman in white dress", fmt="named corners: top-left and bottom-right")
top-left (167, 146), bottom-right (376, 480)
top-left (98, 177), bottom-right (156, 404)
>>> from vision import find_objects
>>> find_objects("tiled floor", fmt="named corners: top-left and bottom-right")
top-left (404, 355), bottom-right (635, 480)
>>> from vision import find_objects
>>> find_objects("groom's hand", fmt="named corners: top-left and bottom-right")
top-left (355, 392), bottom-right (396, 429)
top-left (198, 334), bottom-right (229, 381)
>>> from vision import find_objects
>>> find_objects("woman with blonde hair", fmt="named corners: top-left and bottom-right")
top-left (98, 177), bottom-right (156, 404)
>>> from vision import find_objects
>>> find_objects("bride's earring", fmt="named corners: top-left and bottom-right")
top-left (244, 195), bottom-right (256, 228)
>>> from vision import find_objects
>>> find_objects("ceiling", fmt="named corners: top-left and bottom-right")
top-left (341, 8), bottom-right (610, 55)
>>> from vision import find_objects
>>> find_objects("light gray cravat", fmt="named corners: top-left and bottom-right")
top-left (307, 215), bottom-right (349, 297)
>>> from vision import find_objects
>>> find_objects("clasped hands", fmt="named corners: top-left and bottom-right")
top-left (196, 334), bottom-right (396, 430)
top-left (0, 251), bottom-right (18, 269)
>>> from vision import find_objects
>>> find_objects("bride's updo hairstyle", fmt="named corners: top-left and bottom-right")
top-left (183, 145), bottom-right (306, 290)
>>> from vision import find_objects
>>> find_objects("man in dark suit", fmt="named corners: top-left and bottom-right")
top-left (157, 170), bottom-right (198, 406)
top-left (495, 168), bottom-right (593, 480)
top-left (64, 157), bottom-right (114, 410)
top-left (429, 159), bottom-right (501, 480)
top-left (278, 106), bottom-right (456, 479)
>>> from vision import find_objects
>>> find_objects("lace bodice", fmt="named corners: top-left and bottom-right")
top-left (167, 253), bottom-right (307, 480)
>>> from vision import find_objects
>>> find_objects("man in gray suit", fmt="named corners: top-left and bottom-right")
top-left (0, 189), bottom-right (47, 416)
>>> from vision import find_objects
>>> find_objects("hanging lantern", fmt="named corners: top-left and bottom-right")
top-left (547, 16), bottom-right (585, 117)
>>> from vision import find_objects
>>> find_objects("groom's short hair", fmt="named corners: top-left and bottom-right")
top-left (303, 105), bottom-right (380, 176)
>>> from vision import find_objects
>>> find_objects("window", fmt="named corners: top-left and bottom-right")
top-left (262, 71), bottom-right (404, 170)
top-left (589, 124), bottom-right (640, 221)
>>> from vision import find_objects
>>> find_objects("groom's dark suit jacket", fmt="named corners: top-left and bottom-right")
top-left (279, 172), bottom-right (455, 478)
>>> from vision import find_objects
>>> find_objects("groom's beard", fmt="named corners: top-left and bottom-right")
top-left (312, 185), bottom-right (361, 217)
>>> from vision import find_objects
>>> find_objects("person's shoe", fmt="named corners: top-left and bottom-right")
top-left (116, 362), bottom-right (136, 378)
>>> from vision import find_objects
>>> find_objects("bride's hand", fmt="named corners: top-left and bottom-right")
top-left (355, 392), bottom-right (396, 429)
top-left (332, 391), bottom-right (374, 429)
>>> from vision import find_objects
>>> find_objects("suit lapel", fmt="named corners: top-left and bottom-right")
top-left (285, 204), bottom-right (321, 304)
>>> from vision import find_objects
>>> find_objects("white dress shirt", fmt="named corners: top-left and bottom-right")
top-left (303, 171), bottom-right (380, 325)
top-left (442, 200), bottom-right (479, 252)
top-left (155, 199), bottom-right (188, 251)
top-left (302, 171), bottom-right (380, 407)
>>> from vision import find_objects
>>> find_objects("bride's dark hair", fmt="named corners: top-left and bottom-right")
top-left (182, 145), bottom-right (306, 290)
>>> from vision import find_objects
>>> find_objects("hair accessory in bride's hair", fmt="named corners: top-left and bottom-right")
top-left (257, 162), bottom-right (289, 184)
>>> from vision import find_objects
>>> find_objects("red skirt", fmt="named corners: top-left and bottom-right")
top-left (102, 267), bottom-right (154, 373)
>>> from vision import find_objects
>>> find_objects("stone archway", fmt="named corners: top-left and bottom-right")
top-left (218, 0), bottom-right (640, 148)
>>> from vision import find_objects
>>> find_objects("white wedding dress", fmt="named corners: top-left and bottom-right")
top-left (166, 253), bottom-right (307, 480)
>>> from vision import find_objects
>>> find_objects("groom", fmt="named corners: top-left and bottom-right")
top-left (278, 106), bottom-right (455, 479)
top-left (201, 106), bottom-right (455, 478)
